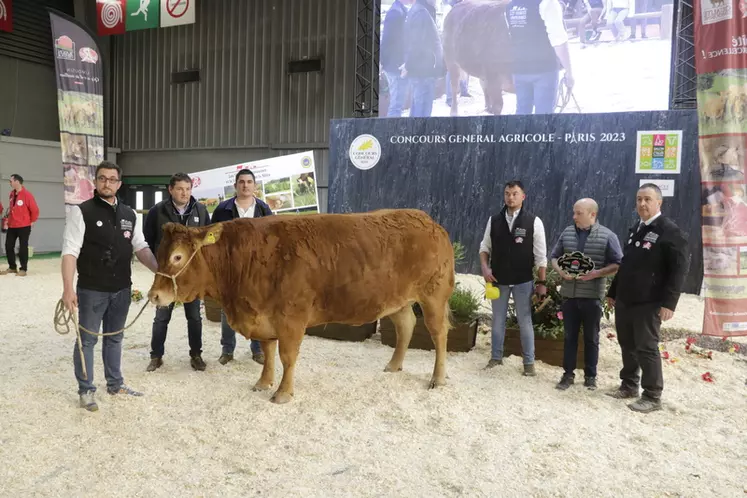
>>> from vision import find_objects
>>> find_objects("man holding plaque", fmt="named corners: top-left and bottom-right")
top-left (550, 198), bottom-right (623, 391)
top-left (479, 180), bottom-right (548, 376)
top-left (606, 184), bottom-right (690, 413)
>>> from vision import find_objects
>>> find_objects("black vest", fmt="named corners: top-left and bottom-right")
top-left (490, 207), bottom-right (536, 285)
top-left (77, 195), bottom-right (137, 293)
top-left (506, 0), bottom-right (560, 74)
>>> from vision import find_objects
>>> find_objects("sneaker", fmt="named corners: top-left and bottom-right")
top-left (17, 270), bottom-right (27, 277)
top-left (252, 353), bottom-right (265, 365)
top-left (79, 391), bottom-right (98, 412)
top-left (218, 353), bottom-right (234, 365)
top-left (484, 359), bottom-right (503, 369)
top-left (146, 358), bottom-right (163, 372)
top-left (584, 376), bottom-right (598, 390)
top-left (108, 385), bottom-right (144, 396)
top-left (556, 374), bottom-right (575, 390)
top-left (523, 363), bottom-right (536, 377)
top-left (0, 268), bottom-right (17, 275)
top-left (605, 387), bottom-right (639, 399)
top-left (628, 396), bottom-right (662, 413)
top-left (190, 355), bottom-right (207, 371)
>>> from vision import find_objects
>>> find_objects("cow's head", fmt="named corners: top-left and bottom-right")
top-left (147, 222), bottom-right (224, 307)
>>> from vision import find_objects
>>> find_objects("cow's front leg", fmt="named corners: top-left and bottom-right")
top-left (253, 340), bottom-right (277, 391)
top-left (271, 333), bottom-right (303, 404)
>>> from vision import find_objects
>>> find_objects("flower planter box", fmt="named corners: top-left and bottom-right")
top-left (306, 322), bottom-right (377, 342)
top-left (503, 327), bottom-right (584, 369)
top-left (203, 297), bottom-right (222, 323)
top-left (380, 316), bottom-right (478, 353)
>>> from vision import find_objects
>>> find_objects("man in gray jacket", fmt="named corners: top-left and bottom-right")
top-left (550, 198), bottom-right (623, 390)
top-left (143, 172), bottom-right (211, 372)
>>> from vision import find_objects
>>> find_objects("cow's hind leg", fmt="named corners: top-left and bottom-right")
top-left (253, 339), bottom-right (277, 391)
top-left (271, 330), bottom-right (304, 404)
top-left (420, 299), bottom-right (451, 389)
top-left (383, 305), bottom-right (417, 373)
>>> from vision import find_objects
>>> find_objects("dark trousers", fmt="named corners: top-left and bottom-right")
top-left (5, 226), bottom-right (31, 271)
top-left (150, 300), bottom-right (203, 358)
top-left (74, 286), bottom-right (131, 395)
top-left (614, 300), bottom-right (663, 399)
top-left (561, 298), bottom-right (602, 377)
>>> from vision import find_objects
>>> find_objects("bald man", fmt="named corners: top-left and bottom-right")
top-left (550, 198), bottom-right (623, 391)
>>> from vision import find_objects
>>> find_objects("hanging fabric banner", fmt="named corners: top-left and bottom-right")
top-left (694, 0), bottom-right (747, 336)
top-left (48, 9), bottom-right (106, 206)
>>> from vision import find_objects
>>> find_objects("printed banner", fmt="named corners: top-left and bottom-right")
top-left (694, 0), bottom-right (747, 336)
top-left (190, 151), bottom-right (319, 216)
top-left (49, 10), bottom-right (106, 206)
top-left (0, 0), bottom-right (13, 33)
top-left (160, 0), bottom-right (195, 28)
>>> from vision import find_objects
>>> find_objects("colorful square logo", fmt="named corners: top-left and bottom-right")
top-left (636, 130), bottom-right (683, 174)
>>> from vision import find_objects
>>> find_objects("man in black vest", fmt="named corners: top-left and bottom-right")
top-left (607, 184), bottom-right (690, 413)
top-left (61, 161), bottom-right (159, 412)
top-left (479, 180), bottom-right (548, 376)
top-left (550, 198), bottom-right (623, 391)
top-left (211, 168), bottom-right (274, 365)
top-left (143, 172), bottom-right (211, 373)
top-left (506, 0), bottom-right (575, 114)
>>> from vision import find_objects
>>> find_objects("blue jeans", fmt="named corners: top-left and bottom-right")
top-left (221, 311), bottom-right (261, 356)
top-left (513, 71), bottom-right (560, 115)
top-left (490, 280), bottom-right (535, 365)
top-left (385, 70), bottom-right (409, 117)
top-left (150, 300), bottom-right (203, 358)
top-left (409, 77), bottom-right (436, 117)
top-left (561, 298), bottom-right (602, 377)
top-left (74, 286), bottom-right (131, 395)
top-left (445, 71), bottom-right (469, 105)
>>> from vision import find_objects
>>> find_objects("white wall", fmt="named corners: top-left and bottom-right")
top-left (0, 136), bottom-right (119, 254)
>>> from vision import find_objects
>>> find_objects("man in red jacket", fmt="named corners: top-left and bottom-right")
top-left (1, 174), bottom-right (40, 277)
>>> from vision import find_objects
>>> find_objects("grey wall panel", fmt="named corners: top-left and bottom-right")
top-left (111, 0), bottom-right (356, 152)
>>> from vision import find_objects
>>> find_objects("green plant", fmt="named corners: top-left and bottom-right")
top-left (505, 268), bottom-right (615, 340)
top-left (449, 283), bottom-right (481, 323)
top-left (452, 241), bottom-right (466, 267)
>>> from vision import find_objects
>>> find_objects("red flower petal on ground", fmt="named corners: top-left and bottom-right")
top-left (702, 372), bottom-right (714, 382)
top-left (686, 337), bottom-right (697, 345)
top-left (734, 344), bottom-right (741, 352)
top-left (661, 351), bottom-right (670, 359)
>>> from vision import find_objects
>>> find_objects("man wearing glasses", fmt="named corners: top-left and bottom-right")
top-left (60, 161), bottom-right (159, 412)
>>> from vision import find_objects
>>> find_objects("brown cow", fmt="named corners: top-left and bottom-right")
top-left (442, 0), bottom-right (515, 116)
top-left (147, 209), bottom-right (456, 404)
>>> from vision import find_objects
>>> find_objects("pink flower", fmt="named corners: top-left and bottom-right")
top-left (557, 312), bottom-right (564, 320)
top-left (702, 372), bottom-right (714, 383)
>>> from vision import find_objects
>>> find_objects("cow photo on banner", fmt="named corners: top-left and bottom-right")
top-left (48, 10), bottom-right (106, 207)
top-left (694, 0), bottom-right (747, 337)
top-left (190, 152), bottom-right (320, 216)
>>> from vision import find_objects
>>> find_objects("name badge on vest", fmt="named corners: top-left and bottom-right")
top-left (643, 232), bottom-right (659, 244)
top-left (514, 227), bottom-right (527, 244)
top-left (120, 219), bottom-right (133, 239)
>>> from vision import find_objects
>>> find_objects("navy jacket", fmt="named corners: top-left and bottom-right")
top-left (381, 0), bottom-right (409, 72)
top-left (211, 196), bottom-right (274, 223)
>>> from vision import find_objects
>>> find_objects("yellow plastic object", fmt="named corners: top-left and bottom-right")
top-left (485, 282), bottom-right (500, 300)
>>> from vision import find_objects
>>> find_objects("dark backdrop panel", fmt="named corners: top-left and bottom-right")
top-left (328, 111), bottom-right (702, 294)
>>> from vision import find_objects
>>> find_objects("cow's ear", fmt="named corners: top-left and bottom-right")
top-left (201, 224), bottom-right (223, 246)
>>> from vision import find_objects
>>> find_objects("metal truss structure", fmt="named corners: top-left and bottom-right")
top-left (354, 0), bottom-right (381, 118)
top-left (669, 0), bottom-right (697, 110)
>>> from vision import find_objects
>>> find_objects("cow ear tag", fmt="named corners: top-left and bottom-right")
top-left (204, 232), bottom-right (216, 245)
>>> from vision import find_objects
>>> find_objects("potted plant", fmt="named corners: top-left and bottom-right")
top-left (380, 241), bottom-right (482, 352)
top-left (501, 268), bottom-right (614, 367)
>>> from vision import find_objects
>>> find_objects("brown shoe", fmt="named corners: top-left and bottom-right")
top-left (218, 353), bottom-right (234, 365)
top-left (146, 358), bottom-right (163, 372)
top-left (17, 270), bottom-right (27, 277)
top-left (0, 268), bottom-right (17, 275)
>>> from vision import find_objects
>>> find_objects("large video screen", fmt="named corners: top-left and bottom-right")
top-left (379, 0), bottom-right (674, 117)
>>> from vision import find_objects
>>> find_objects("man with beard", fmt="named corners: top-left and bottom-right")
top-left (61, 161), bottom-right (159, 412)
top-left (211, 169), bottom-right (274, 365)
top-left (143, 172), bottom-right (212, 372)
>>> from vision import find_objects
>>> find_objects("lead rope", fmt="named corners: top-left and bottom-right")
top-left (53, 245), bottom-right (203, 381)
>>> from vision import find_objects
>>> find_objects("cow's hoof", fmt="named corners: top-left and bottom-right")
top-left (428, 378), bottom-right (446, 389)
top-left (270, 391), bottom-right (293, 404)
top-left (383, 363), bottom-right (403, 373)
top-left (252, 382), bottom-right (272, 392)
